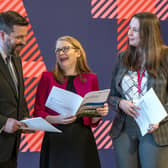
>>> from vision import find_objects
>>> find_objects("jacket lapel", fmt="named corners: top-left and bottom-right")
top-left (147, 75), bottom-right (155, 90)
top-left (0, 54), bottom-right (18, 98)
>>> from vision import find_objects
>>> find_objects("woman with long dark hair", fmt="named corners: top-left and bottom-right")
top-left (108, 12), bottom-right (168, 168)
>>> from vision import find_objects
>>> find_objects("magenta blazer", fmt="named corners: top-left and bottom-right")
top-left (34, 71), bottom-right (100, 126)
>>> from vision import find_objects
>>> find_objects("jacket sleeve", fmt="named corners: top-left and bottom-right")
top-left (22, 97), bottom-right (29, 119)
top-left (19, 58), bottom-right (29, 119)
top-left (0, 115), bottom-right (7, 130)
top-left (108, 53), bottom-right (123, 112)
top-left (34, 72), bottom-right (50, 118)
top-left (160, 52), bottom-right (168, 122)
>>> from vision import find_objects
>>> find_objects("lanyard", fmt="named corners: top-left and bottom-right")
top-left (137, 69), bottom-right (145, 93)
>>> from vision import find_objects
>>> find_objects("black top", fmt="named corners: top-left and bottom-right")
top-left (40, 76), bottom-right (101, 168)
top-left (66, 75), bottom-right (77, 93)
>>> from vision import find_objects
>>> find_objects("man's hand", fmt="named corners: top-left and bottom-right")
top-left (20, 123), bottom-right (35, 133)
top-left (3, 118), bottom-right (24, 133)
top-left (19, 118), bottom-right (36, 133)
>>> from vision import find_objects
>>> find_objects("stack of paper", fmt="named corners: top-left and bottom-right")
top-left (135, 88), bottom-right (167, 136)
top-left (21, 117), bottom-right (62, 133)
top-left (45, 86), bottom-right (110, 117)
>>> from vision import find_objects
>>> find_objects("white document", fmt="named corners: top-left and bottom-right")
top-left (135, 88), bottom-right (167, 136)
top-left (45, 86), bottom-right (110, 117)
top-left (20, 117), bottom-right (62, 133)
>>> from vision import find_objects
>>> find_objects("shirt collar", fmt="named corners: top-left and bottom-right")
top-left (0, 46), bottom-right (8, 64)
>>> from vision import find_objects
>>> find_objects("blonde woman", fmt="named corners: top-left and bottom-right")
top-left (34, 36), bottom-right (108, 168)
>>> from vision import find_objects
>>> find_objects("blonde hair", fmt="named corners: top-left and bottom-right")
top-left (53, 36), bottom-right (92, 83)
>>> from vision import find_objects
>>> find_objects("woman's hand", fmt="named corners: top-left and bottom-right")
top-left (119, 99), bottom-right (140, 118)
top-left (46, 115), bottom-right (77, 125)
top-left (147, 123), bottom-right (159, 133)
top-left (91, 103), bottom-right (108, 124)
top-left (96, 103), bottom-right (109, 116)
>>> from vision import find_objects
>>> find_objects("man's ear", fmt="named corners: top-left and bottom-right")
top-left (0, 31), bottom-right (5, 41)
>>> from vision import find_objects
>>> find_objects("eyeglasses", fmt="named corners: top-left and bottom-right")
top-left (55, 46), bottom-right (75, 55)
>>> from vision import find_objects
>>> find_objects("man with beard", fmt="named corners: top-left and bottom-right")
top-left (0, 11), bottom-right (29, 168)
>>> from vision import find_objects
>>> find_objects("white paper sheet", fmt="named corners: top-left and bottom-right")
top-left (45, 86), bottom-right (110, 117)
top-left (45, 86), bottom-right (83, 116)
top-left (20, 117), bottom-right (62, 133)
top-left (135, 88), bottom-right (167, 136)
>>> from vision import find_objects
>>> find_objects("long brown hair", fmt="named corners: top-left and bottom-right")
top-left (53, 36), bottom-right (92, 83)
top-left (123, 12), bottom-right (167, 77)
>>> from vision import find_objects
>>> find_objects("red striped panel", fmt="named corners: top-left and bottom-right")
top-left (20, 38), bottom-right (36, 57)
top-left (23, 61), bottom-right (46, 77)
top-left (24, 77), bottom-right (40, 95)
top-left (0, 0), bottom-right (13, 12)
top-left (91, 0), bottom-right (98, 6)
top-left (93, 0), bottom-right (115, 18)
top-left (96, 122), bottom-right (111, 144)
top-left (98, 135), bottom-right (112, 149)
top-left (91, 0), bottom-right (118, 19)
top-left (101, 0), bottom-right (118, 19)
top-left (155, 0), bottom-right (168, 20)
top-left (92, 120), bottom-right (113, 150)
top-left (21, 131), bottom-right (44, 152)
top-left (91, 0), bottom-right (106, 15)
top-left (117, 19), bottom-right (129, 52)
top-left (91, 0), bottom-right (168, 20)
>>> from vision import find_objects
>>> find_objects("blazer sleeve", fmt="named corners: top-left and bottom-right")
top-left (19, 58), bottom-right (29, 119)
top-left (83, 74), bottom-right (101, 127)
top-left (108, 53), bottom-right (123, 112)
top-left (0, 115), bottom-right (7, 130)
top-left (34, 72), bottom-right (50, 118)
top-left (22, 93), bottom-right (29, 119)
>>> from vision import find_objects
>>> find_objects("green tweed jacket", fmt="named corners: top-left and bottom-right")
top-left (108, 51), bottom-right (168, 146)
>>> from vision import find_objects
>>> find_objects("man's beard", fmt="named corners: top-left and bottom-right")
top-left (8, 43), bottom-right (24, 56)
top-left (11, 44), bottom-right (24, 55)
top-left (5, 37), bottom-right (24, 55)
